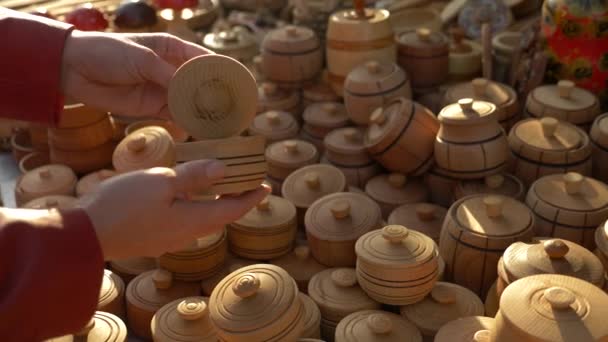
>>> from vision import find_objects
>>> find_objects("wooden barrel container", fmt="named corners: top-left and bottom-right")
top-left (270, 245), bottom-right (327, 293)
top-left (424, 167), bottom-right (459, 208)
top-left (595, 222), bottom-right (608, 273)
top-left (299, 293), bottom-right (322, 339)
top-left (302, 73), bottom-right (341, 108)
top-left (109, 257), bottom-right (158, 285)
top-left (98, 269), bottom-right (126, 320)
top-left (125, 119), bottom-right (189, 143)
top-left (492, 31), bottom-right (521, 85)
top-left (302, 102), bottom-right (349, 142)
top-left (248, 111), bottom-right (299, 146)
top-left (590, 113), bottom-right (608, 183)
top-left (364, 98), bottom-right (439, 175)
top-left (48, 312), bottom-right (128, 342)
top-left (396, 28), bottom-right (449, 90)
top-left (48, 114), bottom-right (114, 151)
top-left (434, 316), bottom-right (496, 342)
top-left (76, 169), bottom-right (116, 197)
top-left (439, 194), bottom-right (535, 298)
top-left (202, 27), bottom-right (257, 63)
top-left (448, 27), bottom-right (482, 82)
top-left (265, 139), bottom-right (319, 194)
top-left (453, 173), bottom-right (526, 202)
top-left (18, 151), bottom-right (50, 174)
top-left (151, 296), bottom-right (216, 342)
top-left (22, 194), bottom-right (78, 210)
top-left (335, 310), bottom-right (422, 342)
top-left (526, 172), bottom-right (608, 250)
top-left (113, 126), bottom-right (176, 173)
top-left (365, 173), bottom-right (429, 219)
top-left (435, 99), bottom-right (508, 179)
top-left (343, 60), bottom-right (412, 125)
top-left (388, 203), bottom-right (447, 244)
top-left (50, 139), bottom-right (115, 174)
top-left (257, 82), bottom-right (302, 119)
top-left (14, 164), bottom-right (77, 207)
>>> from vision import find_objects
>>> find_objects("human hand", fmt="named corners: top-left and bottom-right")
top-left (77, 160), bottom-right (270, 260)
top-left (61, 31), bottom-right (213, 119)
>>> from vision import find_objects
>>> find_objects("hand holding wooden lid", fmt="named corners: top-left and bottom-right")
top-left (151, 296), bottom-right (216, 342)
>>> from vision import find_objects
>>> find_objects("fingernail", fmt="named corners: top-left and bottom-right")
top-left (207, 161), bottom-right (225, 179)
top-left (261, 183), bottom-right (272, 193)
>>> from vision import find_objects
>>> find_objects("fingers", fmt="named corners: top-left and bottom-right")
top-left (172, 160), bottom-right (226, 195)
top-left (126, 33), bottom-right (214, 67)
top-left (133, 45), bottom-right (176, 88)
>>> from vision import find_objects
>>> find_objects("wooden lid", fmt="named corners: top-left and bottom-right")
top-left (510, 118), bottom-right (582, 152)
top-left (400, 282), bottom-right (484, 336)
top-left (397, 28), bottom-right (449, 58)
top-left (305, 192), bottom-right (382, 241)
top-left (270, 245), bottom-right (327, 285)
top-left (303, 78), bottom-right (340, 103)
top-left (49, 311), bottom-right (128, 342)
top-left (299, 293), bottom-right (321, 337)
top-left (257, 82), bottom-right (300, 111)
top-left (324, 127), bottom-right (367, 156)
top-left (531, 173), bottom-right (608, 213)
top-left (151, 296), bottom-right (216, 341)
top-left (438, 99), bottom-right (497, 125)
top-left (168, 54), bottom-right (257, 139)
top-left (22, 195), bottom-right (78, 210)
top-left (282, 164), bottom-right (346, 210)
top-left (203, 28), bottom-right (256, 51)
top-left (266, 139), bottom-right (319, 169)
top-left (497, 274), bottom-right (608, 341)
top-left (365, 174), bottom-right (429, 206)
top-left (125, 119), bottom-right (189, 143)
top-left (335, 310), bottom-right (422, 342)
top-left (125, 269), bottom-right (200, 312)
top-left (444, 79), bottom-right (516, 109)
top-left (303, 102), bottom-right (349, 129)
top-left (590, 113), bottom-right (608, 147)
top-left (76, 169), bottom-right (116, 197)
top-left (110, 257), bottom-right (157, 278)
top-left (453, 195), bottom-right (533, 237)
top-left (434, 316), bottom-right (496, 342)
top-left (232, 195), bottom-right (296, 230)
top-left (455, 174), bottom-right (524, 200)
top-left (99, 269), bottom-right (125, 309)
top-left (112, 126), bottom-right (175, 173)
top-left (17, 164), bottom-right (76, 198)
top-left (249, 111), bottom-right (299, 140)
top-left (345, 61), bottom-right (408, 95)
top-left (528, 81), bottom-right (599, 115)
top-left (387, 203), bottom-right (447, 241)
top-left (263, 25), bottom-right (319, 53)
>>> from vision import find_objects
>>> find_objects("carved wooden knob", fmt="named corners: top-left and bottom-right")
top-left (75, 318), bottom-right (96, 336)
top-left (543, 239), bottom-right (569, 259)
top-left (38, 169), bottom-right (52, 180)
top-left (177, 299), bottom-right (208, 321)
top-left (265, 111), bottom-right (281, 126)
top-left (127, 134), bottom-right (147, 153)
top-left (417, 27), bottom-right (431, 42)
top-left (558, 80), bottom-right (574, 99)
top-left (415, 203), bottom-right (436, 221)
top-left (331, 268), bottom-right (357, 287)
top-left (563, 172), bottom-right (584, 195)
top-left (152, 269), bottom-right (173, 290)
top-left (388, 173), bottom-right (407, 188)
top-left (483, 196), bottom-right (504, 218)
top-left (366, 61), bottom-right (381, 74)
top-left (343, 128), bottom-right (361, 143)
top-left (473, 330), bottom-right (491, 342)
top-left (330, 200), bottom-right (351, 219)
top-left (431, 284), bottom-right (456, 304)
top-left (485, 174), bottom-right (504, 189)
top-left (323, 103), bottom-right (338, 115)
top-left (367, 314), bottom-right (393, 335)
top-left (541, 117), bottom-right (559, 137)
top-left (304, 172), bottom-right (320, 189)
top-left (544, 287), bottom-right (575, 309)
top-left (256, 197), bottom-right (270, 211)
top-left (369, 107), bottom-right (386, 125)
top-left (233, 273), bottom-right (261, 299)
top-left (285, 25), bottom-right (298, 37)
top-left (283, 140), bottom-right (299, 154)
top-left (382, 225), bottom-right (409, 243)
top-left (294, 245), bottom-right (310, 260)
top-left (458, 98), bottom-right (474, 111)
top-left (472, 78), bottom-right (488, 97)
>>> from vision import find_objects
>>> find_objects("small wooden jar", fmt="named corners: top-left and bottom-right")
top-left (424, 167), bottom-right (459, 208)
top-left (525, 80), bottom-right (601, 129)
top-left (400, 282), bottom-right (484, 341)
top-left (248, 111), bottom-right (299, 145)
top-left (492, 274), bottom-right (608, 341)
top-left (387, 203), bottom-right (447, 244)
top-left (364, 98), bottom-right (439, 175)
top-left (435, 99), bottom-right (508, 179)
top-left (356, 225), bottom-right (440, 305)
top-left (343, 61), bottom-right (412, 125)
top-left (335, 310), bottom-right (422, 342)
top-left (200, 253), bottom-right (257, 296)
top-left (109, 257), bottom-right (158, 285)
top-left (439, 195), bottom-right (535, 298)
top-left (590, 113), bottom-right (608, 183)
top-left (448, 27), bottom-right (482, 82)
top-left (125, 119), bottom-right (189, 143)
top-left (270, 245), bottom-right (327, 293)
top-left (76, 169), bottom-right (116, 197)
top-left (396, 28), bottom-right (449, 90)
top-left (365, 173), bottom-right (429, 219)
top-left (266, 140), bottom-right (319, 193)
top-left (209, 264), bottom-right (304, 341)
top-left (453, 173), bottom-right (526, 202)
top-left (48, 113), bottom-right (114, 151)
top-left (98, 269), bottom-right (126, 320)
top-left (22, 195), bottom-right (78, 210)
top-left (305, 192), bottom-right (383, 267)
top-left (14, 164), bottom-right (77, 207)
top-left (52, 102), bottom-right (109, 137)
top-left (151, 296), bottom-right (216, 342)
top-left (526, 173), bottom-right (608, 250)
top-left (202, 28), bottom-right (258, 63)
top-left (302, 102), bottom-right (349, 141)
top-left (126, 269), bottom-right (200, 339)
top-left (48, 312), bottom-right (128, 342)
top-left (508, 118), bottom-right (592, 186)
top-left (434, 316), bottom-right (496, 342)
top-left (113, 126), bottom-right (176, 173)
top-left (261, 25), bottom-right (323, 88)
top-left (595, 222), bottom-right (608, 272)
top-left (18, 151), bottom-right (50, 174)
top-left (257, 82), bottom-right (302, 119)
top-left (299, 293), bottom-right (322, 339)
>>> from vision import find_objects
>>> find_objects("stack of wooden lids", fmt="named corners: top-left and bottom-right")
top-left (387, 203), bottom-right (447, 243)
top-left (335, 310), bottom-right (422, 342)
top-left (595, 221), bottom-right (608, 272)
top-left (200, 253), bottom-right (258, 296)
top-left (508, 118), bottom-right (592, 186)
top-left (439, 195), bottom-right (535, 298)
top-left (124, 119), bottom-right (189, 144)
top-left (76, 169), bottom-right (116, 197)
top-left (526, 172), bottom-right (608, 250)
top-left (109, 257), bottom-right (158, 285)
top-left (302, 102), bottom-right (349, 150)
top-left (98, 269), bottom-right (126, 320)
top-left (209, 264), bottom-right (304, 341)
top-left (396, 28), bottom-right (449, 90)
top-left (249, 110), bottom-right (300, 145)
top-left (356, 225), bottom-right (440, 305)
top-left (492, 274), bottom-right (608, 341)
top-left (265, 139), bottom-right (319, 193)
top-left (22, 194), bottom-right (78, 210)
top-left (15, 164), bottom-right (77, 207)
top-left (447, 27), bottom-right (482, 82)
top-left (112, 126), bottom-right (176, 173)
top-left (202, 28), bottom-right (258, 63)
top-left (453, 173), bottom-right (526, 201)
top-left (270, 245), bottom-right (327, 293)
top-left (151, 296), bottom-right (216, 341)
top-left (257, 82), bottom-right (302, 118)
top-left (48, 312), bottom-right (128, 342)
top-left (434, 316), bottom-right (496, 342)
top-left (365, 173), bottom-right (429, 218)
top-left (305, 192), bottom-right (383, 267)
top-left (299, 293), bottom-right (322, 339)
top-left (589, 113), bottom-right (608, 183)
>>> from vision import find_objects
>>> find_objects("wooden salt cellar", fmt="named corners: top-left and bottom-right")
top-left (302, 102), bottom-right (349, 150)
top-left (248, 111), bottom-right (299, 145)
top-left (76, 169), bottom-right (116, 197)
top-left (397, 28), bottom-right (449, 91)
top-left (595, 222), bottom-right (608, 272)
top-left (434, 316), bottom-right (496, 342)
top-left (98, 269), bottom-right (126, 320)
top-left (15, 164), bottom-right (77, 207)
top-left (448, 27), bottom-right (482, 82)
top-left (365, 173), bottom-right (429, 219)
top-left (112, 127), bottom-right (176, 173)
top-left (590, 113), bottom-right (608, 183)
top-left (270, 245), bottom-right (327, 293)
top-left (209, 264), bottom-right (304, 341)
top-left (387, 203), bottom-right (447, 244)
top-left (526, 173), bottom-right (608, 250)
top-left (453, 173), bottom-right (526, 202)
top-left (265, 139), bottom-right (319, 194)
top-left (18, 151), bottom-right (50, 174)
top-left (125, 119), bottom-right (189, 143)
top-left (305, 192), bottom-right (383, 267)
top-left (109, 257), bottom-right (158, 285)
top-left (202, 27), bottom-right (257, 63)
top-left (299, 293), bottom-right (322, 339)
top-left (257, 82), bottom-right (302, 119)
top-left (48, 312), bottom-right (128, 342)
top-left (22, 195), bottom-right (78, 210)
top-left (343, 60), bottom-right (412, 126)
top-left (200, 253), bottom-right (257, 296)
top-left (439, 195), bottom-right (535, 298)
top-left (151, 296), bottom-right (216, 342)
top-left (335, 310), bottom-right (422, 342)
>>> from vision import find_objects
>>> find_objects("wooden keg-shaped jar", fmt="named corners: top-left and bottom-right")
top-left (590, 113), bottom-right (608, 183)
top-left (266, 140), bottom-right (319, 193)
top-left (261, 25), bottom-right (323, 88)
top-left (448, 27), bottom-right (482, 82)
top-left (335, 310), bottom-right (422, 342)
top-left (305, 192), bottom-right (383, 267)
top-left (365, 173), bottom-right (429, 219)
top-left (453, 173), bottom-right (526, 202)
top-left (126, 269), bottom-right (200, 339)
top-left (343, 61), bottom-right (412, 125)
top-left (356, 225), bottom-right (440, 305)
top-left (492, 274), bottom-right (608, 341)
top-left (299, 293), bottom-right (322, 339)
top-left (14, 164), bottom-right (77, 207)
top-left (326, 7), bottom-right (395, 96)
top-left (434, 316), bottom-right (496, 342)
top-left (209, 264), bottom-right (304, 341)
top-left (396, 28), bottom-right (449, 90)
top-left (151, 296), bottom-right (216, 342)
top-left (388, 203), bottom-right (447, 244)
top-left (526, 173), bottom-right (608, 250)
top-left (364, 98), bottom-right (439, 175)
top-left (435, 99), bottom-right (508, 179)
top-left (595, 222), bottom-right (608, 272)
top-left (48, 312), bottom-right (128, 342)
top-left (526, 80), bottom-right (601, 129)
top-left (439, 195), bottom-right (535, 298)
top-left (22, 195), bottom-right (78, 210)
top-left (424, 167), bottom-right (459, 208)
top-left (18, 151), bottom-right (50, 174)
top-left (270, 245), bottom-right (327, 293)
top-left (202, 28), bottom-right (257, 63)
top-left (508, 118), bottom-right (592, 186)
top-left (99, 269), bottom-right (126, 320)
top-left (400, 282), bottom-right (484, 341)
top-left (302, 102), bottom-right (349, 141)
top-left (124, 119), bottom-right (189, 144)
top-left (249, 111), bottom-right (299, 145)
top-left (302, 73), bottom-right (340, 108)
top-left (257, 82), bottom-right (302, 118)
top-left (49, 103), bottom-right (113, 151)
top-left (76, 169), bottom-right (116, 197)
top-left (112, 126), bottom-right (176, 173)
top-left (50, 140), bottom-right (115, 175)
top-left (109, 257), bottom-right (158, 285)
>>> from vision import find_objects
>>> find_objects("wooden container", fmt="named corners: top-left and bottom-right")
top-left (202, 27), bottom-right (257, 63)
top-left (48, 312), bottom-right (128, 342)
top-left (453, 173), bottom-right (526, 202)
top-left (302, 102), bottom-right (349, 141)
top-left (590, 113), bottom-right (608, 183)
top-left (305, 192), bottom-right (383, 267)
top-left (434, 316), bottom-right (496, 342)
top-left (18, 151), bottom-right (50, 174)
top-left (343, 61), bottom-right (412, 125)
top-left (302, 73), bottom-right (340, 108)
top-left (125, 269), bottom-right (200, 339)
top-left (28, 123), bottom-right (49, 151)
top-left (151, 296), bottom-right (216, 342)
top-left (57, 102), bottom-right (108, 129)
top-left (439, 195), bottom-right (535, 298)
top-left (396, 28), bottom-right (449, 90)
top-left (270, 245), bottom-right (327, 293)
top-left (320, 155), bottom-right (381, 189)
top-left (424, 167), bottom-right (459, 208)
top-left (508, 118), bottom-right (592, 187)
top-left (99, 269), bottom-right (126, 320)
top-left (76, 169), bottom-right (116, 197)
top-left (526, 173), bottom-right (608, 250)
top-left (266, 139), bottom-right (319, 180)
top-left (14, 164), bottom-right (77, 207)
top-left (491, 274), bottom-right (608, 342)
top-left (261, 25), bottom-right (323, 88)
top-left (113, 126), bottom-right (176, 173)
top-left (11, 128), bottom-right (35, 163)
top-left (257, 82), bottom-right (302, 119)
top-left (364, 98), bottom-right (439, 175)
top-left (355, 225), bottom-right (440, 305)
top-left (299, 293), bottom-right (322, 339)
top-left (400, 282), bottom-right (484, 341)
top-left (48, 114), bottom-right (114, 151)
top-left (435, 99), bottom-right (508, 179)
top-left (365, 173), bottom-right (429, 219)
top-left (326, 7), bottom-right (396, 96)
top-left (109, 257), bottom-right (158, 285)
top-left (21, 195), bottom-right (78, 210)
top-left (492, 31), bottom-right (521, 85)
top-left (448, 27), bottom-right (482, 82)
top-left (387, 203), bottom-right (447, 243)
top-left (484, 280), bottom-right (500, 317)
top-left (125, 119), bottom-right (189, 143)
top-left (200, 253), bottom-right (257, 296)
top-left (335, 310), bottom-right (422, 342)
top-left (50, 140), bottom-right (115, 175)
top-left (209, 264), bottom-right (304, 341)
top-left (249, 111), bottom-right (299, 145)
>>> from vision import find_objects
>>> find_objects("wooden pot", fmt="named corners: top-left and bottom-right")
top-left (387, 203), bottom-right (447, 244)
top-left (335, 310), bottom-right (422, 342)
top-left (48, 114), bottom-right (114, 151)
top-left (365, 173), bottom-right (429, 219)
top-left (202, 27), bottom-right (258, 64)
top-left (434, 316), bottom-right (496, 342)
top-left (266, 140), bottom-right (320, 180)
top-left (302, 102), bottom-right (349, 140)
top-left (397, 28), bottom-right (449, 90)
top-left (151, 296), bottom-right (216, 341)
top-left (50, 140), bottom-right (115, 175)
top-left (453, 173), bottom-right (526, 202)
top-left (424, 167), bottom-right (459, 208)
top-left (14, 164), bottom-right (77, 207)
top-left (299, 293), bottom-right (322, 339)
top-left (257, 82), bottom-right (302, 119)
top-left (48, 312), bottom-right (127, 342)
top-left (248, 111), bottom-right (299, 145)
top-left (448, 27), bottom-right (482, 82)
top-left (113, 126), bottom-right (175, 173)
top-left (98, 269), bottom-right (126, 320)
top-left (270, 245), bottom-right (327, 294)
top-left (21, 195), bottom-right (78, 210)
top-left (590, 113), bottom-right (608, 183)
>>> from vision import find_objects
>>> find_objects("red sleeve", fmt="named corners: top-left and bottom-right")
top-left (0, 208), bottom-right (104, 341)
top-left (0, 7), bottom-right (74, 126)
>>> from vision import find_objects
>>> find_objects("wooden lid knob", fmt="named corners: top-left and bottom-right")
top-left (473, 330), bottom-right (491, 342)
top-left (265, 111), bottom-right (281, 125)
top-left (177, 299), bottom-right (208, 321)
top-left (543, 287), bottom-right (575, 309)
top-left (431, 284), bottom-right (456, 304)
top-left (388, 173), bottom-right (407, 188)
top-left (564, 172), bottom-right (584, 195)
top-left (458, 98), bottom-right (474, 111)
top-left (366, 61), bottom-right (381, 74)
top-left (38, 169), bottom-right (52, 180)
top-left (343, 128), bottom-right (361, 143)
top-left (152, 269), bottom-right (173, 290)
top-left (304, 172), bottom-right (320, 189)
top-left (472, 78), bottom-right (489, 97)
top-left (262, 82), bottom-right (277, 95)
top-left (127, 134), bottom-right (147, 153)
top-left (369, 107), bottom-right (386, 125)
top-left (256, 197), bottom-right (270, 211)
top-left (286, 25), bottom-right (298, 37)
top-left (485, 174), bottom-right (505, 189)
top-left (232, 273), bottom-right (260, 299)
top-left (294, 245), bottom-right (310, 260)
top-left (367, 314), bottom-right (393, 335)
top-left (416, 203), bottom-right (436, 221)
top-left (558, 80), bottom-right (575, 99)
top-left (541, 117), bottom-right (559, 137)
top-left (417, 27), bottom-right (432, 42)
top-left (483, 196), bottom-right (504, 218)
top-left (98, 169), bottom-right (115, 180)
top-left (543, 239), bottom-right (569, 259)
top-left (323, 103), bottom-right (338, 115)
top-left (283, 140), bottom-right (299, 154)
top-left (331, 268), bottom-right (357, 287)
top-left (382, 225), bottom-right (409, 243)
top-left (45, 198), bottom-right (59, 208)
top-left (330, 200), bottom-right (351, 219)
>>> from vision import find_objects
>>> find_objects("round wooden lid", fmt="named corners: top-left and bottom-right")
top-left (270, 245), bottom-right (327, 285)
top-left (263, 25), bottom-right (319, 53)
top-left (209, 264), bottom-right (299, 334)
top-left (257, 82), bottom-right (300, 112)
top-left (282, 164), bottom-right (347, 210)
top-left (590, 113), bottom-right (608, 147)
top-left (249, 111), bottom-right (299, 140)
top-left (112, 126), bottom-right (175, 173)
top-left (76, 169), bottom-right (116, 197)
top-left (510, 118), bottom-right (582, 152)
top-left (22, 195), bottom-right (78, 210)
top-left (531, 173), bottom-right (608, 213)
top-left (203, 28), bottom-right (256, 52)
top-left (324, 127), bottom-right (367, 156)
top-left (335, 310), bottom-right (422, 342)
top-left (299, 293), bottom-right (321, 337)
top-left (151, 296), bottom-right (216, 341)
top-left (345, 61), bottom-right (407, 95)
top-left (303, 102), bottom-right (349, 129)
top-left (434, 316), bottom-right (496, 342)
top-left (49, 311), bottom-right (128, 342)
top-left (266, 139), bottom-right (319, 170)
top-left (365, 174), bottom-right (429, 206)
top-left (453, 195), bottom-right (533, 237)
top-left (17, 164), bottom-right (76, 198)
top-left (501, 238), bottom-right (605, 286)
top-left (168, 54), bottom-right (257, 139)
top-left (444, 79), bottom-right (516, 109)
top-left (125, 269), bottom-right (200, 312)
top-left (305, 192), bottom-right (382, 241)
top-left (397, 28), bottom-right (449, 58)
top-left (528, 81), bottom-right (599, 114)
top-left (438, 99), bottom-right (497, 126)
top-left (497, 274), bottom-right (608, 341)
top-left (387, 203), bottom-right (447, 241)
top-left (99, 269), bottom-right (125, 309)
top-left (455, 174), bottom-right (525, 200)
top-left (125, 119), bottom-right (189, 143)
top-left (232, 195), bottom-right (296, 230)
top-left (400, 282), bottom-right (485, 336)
top-left (109, 257), bottom-right (157, 279)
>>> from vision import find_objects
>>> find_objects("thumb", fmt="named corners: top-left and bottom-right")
top-left (133, 45), bottom-right (176, 88)
top-left (172, 160), bottom-right (226, 195)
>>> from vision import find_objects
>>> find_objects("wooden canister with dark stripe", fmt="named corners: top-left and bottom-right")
top-left (397, 28), bottom-right (449, 90)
